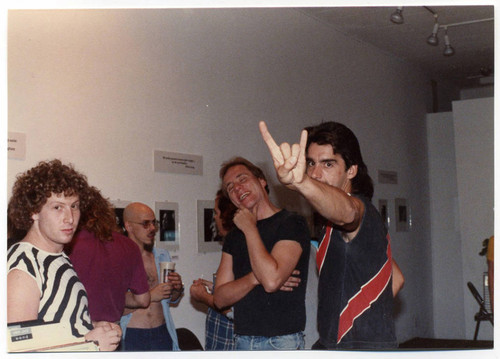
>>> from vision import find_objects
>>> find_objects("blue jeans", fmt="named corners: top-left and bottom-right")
top-left (123, 325), bottom-right (173, 351)
top-left (234, 332), bottom-right (304, 350)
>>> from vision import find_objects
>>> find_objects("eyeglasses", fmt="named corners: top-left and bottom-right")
top-left (129, 219), bottom-right (159, 229)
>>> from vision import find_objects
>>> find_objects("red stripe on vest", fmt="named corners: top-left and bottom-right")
top-left (316, 224), bottom-right (333, 273)
top-left (337, 234), bottom-right (393, 344)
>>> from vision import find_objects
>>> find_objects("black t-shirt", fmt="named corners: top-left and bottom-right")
top-left (222, 209), bottom-right (310, 337)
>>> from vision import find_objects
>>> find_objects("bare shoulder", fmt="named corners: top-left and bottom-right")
top-left (8, 269), bottom-right (34, 285)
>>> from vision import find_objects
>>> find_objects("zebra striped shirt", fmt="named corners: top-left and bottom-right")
top-left (7, 242), bottom-right (93, 338)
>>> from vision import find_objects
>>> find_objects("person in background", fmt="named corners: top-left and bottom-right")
top-left (487, 235), bottom-right (494, 313)
top-left (120, 202), bottom-right (184, 351)
top-left (392, 258), bottom-right (404, 297)
top-left (190, 190), bottom-right (237, 350)
top-left (213, 157), bottom-right (310, 350)
top-left (66, 186), bottom-right (150, 324)
top-left (260, 121), bottom-right (399, 349)
top-left (7, 159), bottom-right (121, 351)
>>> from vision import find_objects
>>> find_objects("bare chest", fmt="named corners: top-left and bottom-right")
top-left (142, 254), bottom-right (159, 288)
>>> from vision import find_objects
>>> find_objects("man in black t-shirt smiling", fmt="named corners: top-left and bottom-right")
top-left (213, 157), bottom-right (310, 350)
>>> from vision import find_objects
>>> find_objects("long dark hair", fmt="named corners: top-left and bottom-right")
top-left (306, 121), bottom-right (374, 199)
top-left (216, 189), bottom-right (237, 232)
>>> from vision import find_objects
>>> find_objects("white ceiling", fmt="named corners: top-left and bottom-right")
top-left (297, 6), bottom-right (494, 88)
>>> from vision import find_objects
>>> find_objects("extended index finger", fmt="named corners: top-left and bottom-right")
top-left (259, 121), bottom-right (284, 163)
top-left (298, 129), bottom-right (307, 161)
top-left (299, 129), bottom-right (307, 153)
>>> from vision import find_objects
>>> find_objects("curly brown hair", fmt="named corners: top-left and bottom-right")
top-left (216, 189), bottom-right (237, 232)
top-left (8, 159), bottom-right (91, 231)
top-left (78, 186), bottom-right (121, 242)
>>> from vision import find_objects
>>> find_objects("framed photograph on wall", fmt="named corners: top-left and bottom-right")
top-left (395, 198), bottom-right (410, 232)
top-left (155, 201), bottom-right (179, 251)
top-left (197, 200), bottom-right (224, 253)
top-left (111, 200), bottom-right (131, 235)
top-left (378, 199), bottom-right (390, 230)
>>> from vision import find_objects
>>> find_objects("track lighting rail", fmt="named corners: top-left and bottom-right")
top-left (391, 6), bottom-right (494, 57)
top-left (439, 18), bottom-right (494, 29)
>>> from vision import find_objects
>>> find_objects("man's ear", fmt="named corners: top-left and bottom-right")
top-left (259, 178), bottom-right (267, 190)
top-left (124, 221), bottom-right (132, 234)
top-left (347, 165), bottom-right (358, 180)
top-left (31, 213), bottom-right (39, 222)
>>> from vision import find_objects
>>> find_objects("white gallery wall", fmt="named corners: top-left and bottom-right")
top-left (8, 8), bottom-right (439, 347)
top-left (454, 98), bottom-right (494, 340)
top-left (426, 110), bottom-right (465, 339)
top-left (427, 97), bottom-right (494, 341)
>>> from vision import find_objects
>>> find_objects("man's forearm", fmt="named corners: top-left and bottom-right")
top-left (195, 289), bottom-right (214, 307)
top-left (296, 176), bottom-right (360, 230)
top-left (170, 284), bottom-right (184, 303)
top-left (124, 291), bottom-right (151, 309)
top-left (245, 228), bottom-right (301, 293)
top-left (196, 291), bottom-right (232, 313)
top-left (243, 226), bottom-right (280, 289)
top-left (213, 273), bottom-right (258, 309)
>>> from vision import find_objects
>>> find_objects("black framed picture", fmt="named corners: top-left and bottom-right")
top-left (155, 201), bottom-right (179, 251)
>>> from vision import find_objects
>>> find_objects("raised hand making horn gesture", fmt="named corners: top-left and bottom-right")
top-left (258, 121), bottom-right (308, 190)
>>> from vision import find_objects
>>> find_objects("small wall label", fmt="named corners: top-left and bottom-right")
top-left (154, 150), bottom-right (202, 175)
top-left (8, 132), bottom-right (26, 160)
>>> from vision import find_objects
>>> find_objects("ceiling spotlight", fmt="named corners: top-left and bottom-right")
top-left (390, 7), bottom-right (404, 24)
top-left (443, 28), bottom-right (455, 56)
top-left (426, 19), bottom-right (439, 46)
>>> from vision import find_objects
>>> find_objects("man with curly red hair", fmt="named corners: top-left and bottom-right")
top-left (7, 159), bottom-right (122, 351)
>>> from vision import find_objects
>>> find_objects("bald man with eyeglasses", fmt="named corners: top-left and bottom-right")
top-left (119, 202), bottom-right (184, 351)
